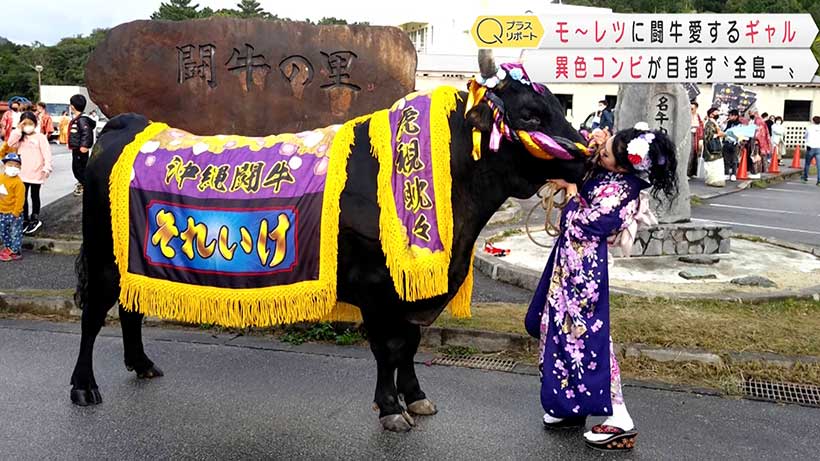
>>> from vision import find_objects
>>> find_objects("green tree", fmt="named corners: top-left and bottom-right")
top-left (236, 0), bottom-right (273, 19)
top-left (150, 0), bottom-right (203, 21)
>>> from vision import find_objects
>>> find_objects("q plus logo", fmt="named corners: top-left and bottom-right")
top-left (471, 16), bottom-right (544, 48)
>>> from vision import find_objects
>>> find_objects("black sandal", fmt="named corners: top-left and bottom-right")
top-left (584, 424), bottom-right (638, 451)
top-left (543, 415), bottom-right (587, 430)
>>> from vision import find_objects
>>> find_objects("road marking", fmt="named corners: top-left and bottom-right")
top-left (707, 203), bottom-right (819, 216)
top-left (692, 218), bottom-right (820, 235)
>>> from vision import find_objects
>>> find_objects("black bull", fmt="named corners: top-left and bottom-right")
top-left (70, 85), bottom-right (588, 432)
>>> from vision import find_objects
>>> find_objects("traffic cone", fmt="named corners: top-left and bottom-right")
top-left (791, 145), bottom-right (802, 169)
top-left (736, 146), bottom-right (749, 180)
top-left (767, 145), bottom-right (780, 173)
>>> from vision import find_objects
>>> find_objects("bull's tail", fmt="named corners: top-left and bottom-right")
top-left (74, 244), bottom-right (88, 311)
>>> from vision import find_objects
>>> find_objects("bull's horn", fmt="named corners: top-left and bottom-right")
top-left (478, 49), bottom-right (497, 79)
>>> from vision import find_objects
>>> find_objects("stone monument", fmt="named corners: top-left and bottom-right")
top-left (85, 18), bottom-right (417, 136)
top-left (614, 84), bottom-right (730, 256)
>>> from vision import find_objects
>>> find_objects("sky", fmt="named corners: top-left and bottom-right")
top-left (2, 0), bottom-right (478, 45)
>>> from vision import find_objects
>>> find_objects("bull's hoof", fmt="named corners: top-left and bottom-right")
top-left (407, 398), bottom-right (438, 416)
top-left (136, 365), bottom-right (164, 379)
top-left (70, 387), bottom-right (102, 406)
top-left (380, 412), bottom-right (415, 432)
top-left (126, 362), bottom-right (164, 379)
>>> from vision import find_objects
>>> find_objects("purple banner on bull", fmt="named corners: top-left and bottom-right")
top-left (388, 94), bottom-right (444, 253)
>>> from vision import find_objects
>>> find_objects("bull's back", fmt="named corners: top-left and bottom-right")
top-left (82, 114), bottom-right (150, 254)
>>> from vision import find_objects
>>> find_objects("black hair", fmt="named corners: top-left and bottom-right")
top-left (813, 116), bottom-right (820, 124)
top-left (70, 94), bottom-right (87, 112)
top-left (37, 102), bottom-right (46, 109)
top-left (610, 128), bottom-right (678, 200)
top-left (707, 107), bottom-right (719, 117)
top-left (598, 100), bottom-right (608, 106)
top-left (691, 101), bottom-right (698, 108)
top-left (761, 112), bottom-right (768, 118)
top-left (728, 109), bottom-right (739, 117)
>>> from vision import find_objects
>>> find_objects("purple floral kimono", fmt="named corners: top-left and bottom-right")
top-left (525, 170), bottom-right (647, 419)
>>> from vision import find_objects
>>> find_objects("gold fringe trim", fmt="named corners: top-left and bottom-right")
top-left (447, 251), bottom-right (474, 319)
top-left (369, 86), bottom-right (461, 302)
top-left (110, 116), bottom-right (368, 328)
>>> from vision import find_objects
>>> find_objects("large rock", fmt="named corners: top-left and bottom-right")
top-left (86, 18), bottom-right (417, 136)
top-left (615, 84), bottom-right (692, 223)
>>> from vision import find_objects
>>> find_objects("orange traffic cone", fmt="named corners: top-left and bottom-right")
top-left (791, 145), bottom-right (802, 168)
top-left (736, 146), bottom-right (749, 180)
top-left (767, 145), bottom-right (780, 173)
top-left (812, 156), bottom-right (817, 166)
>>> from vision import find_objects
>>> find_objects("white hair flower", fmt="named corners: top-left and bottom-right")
top-left (626, 137), bottom-right (650, 167)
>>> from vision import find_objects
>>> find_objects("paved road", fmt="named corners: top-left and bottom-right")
top-left (0, 319), bottom-right (817, 460)
top-left (42, 143), bottom-right (75, 207)
top-left (692, 179), bottom-right (820, 248)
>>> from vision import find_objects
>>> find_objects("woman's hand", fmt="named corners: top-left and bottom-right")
top-left (550, 179), bottom-right (578, 197)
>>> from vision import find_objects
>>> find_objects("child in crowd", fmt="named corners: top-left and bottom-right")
top-left (0, 153), bottom-right (26, 261)
top-left (7, 111), bottom-right (53, 234)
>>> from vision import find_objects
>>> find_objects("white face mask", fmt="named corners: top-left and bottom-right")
top-left (5, 166), bottom-right (20, 177)
top-left (22, 125), bottom-right (35, 134)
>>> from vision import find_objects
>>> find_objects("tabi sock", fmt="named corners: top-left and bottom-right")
top-left (584, 403), bottom-right (635, 441)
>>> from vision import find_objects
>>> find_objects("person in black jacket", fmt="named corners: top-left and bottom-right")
top-left (67, 95), bottom-right (96, 196)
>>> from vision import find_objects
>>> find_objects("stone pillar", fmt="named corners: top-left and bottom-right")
top-left (615, 84), bottom-right (691, 223)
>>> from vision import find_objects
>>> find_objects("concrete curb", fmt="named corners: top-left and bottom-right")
top-left (474, 243), bottom-right (820, 303)
top-left (2, 292), bottom-right (818, 371)
top-left (733, 233), bottom-right (820, 258)
top-left (689, 169), bottom-right (802, 201)
top-left (487, 200), bottom-right (523, 226)
top-left (21, 237), bottom-right (81, 255)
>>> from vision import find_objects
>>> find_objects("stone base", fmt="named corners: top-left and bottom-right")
top-left (611, 222), bottom-right (731, 257)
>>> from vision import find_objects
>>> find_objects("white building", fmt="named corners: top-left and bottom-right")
top-left (397, 4), bottom-right (820, 148)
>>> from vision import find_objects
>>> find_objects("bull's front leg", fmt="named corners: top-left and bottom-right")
top-left (396, 322), bottom-right (437, 416)
top-left (362, 310), bottom-right (415, 432)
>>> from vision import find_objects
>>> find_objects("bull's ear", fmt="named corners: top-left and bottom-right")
top-left (466, 103), bottom-right (493, 132)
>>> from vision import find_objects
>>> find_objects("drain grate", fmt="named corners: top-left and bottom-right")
top-left (431, 355), bottom-right (517, 372)
top-left (742, 378), bottom-right (820, 406)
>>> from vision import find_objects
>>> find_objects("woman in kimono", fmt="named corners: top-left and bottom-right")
top-left (525, 126), bottom-right (678, 451)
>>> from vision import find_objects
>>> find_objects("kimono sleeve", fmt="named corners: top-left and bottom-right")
top-left (560, 178), bottom-right (639, 243)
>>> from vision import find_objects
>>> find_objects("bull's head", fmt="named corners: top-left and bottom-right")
top-left (465, 50), bottom-right (590, 197)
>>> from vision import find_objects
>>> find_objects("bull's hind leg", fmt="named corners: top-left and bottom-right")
top-left (397, 322), bottom-right (437, 416)
top-left (120, 306), bottom-right (163, 379)
top-left (70, 257), bottom-right (119, 406)
top-left (362, 310), bottom-right (415, 432)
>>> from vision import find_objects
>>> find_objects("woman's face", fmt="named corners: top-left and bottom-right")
top-left (598, 136), bottom-right (623, 172)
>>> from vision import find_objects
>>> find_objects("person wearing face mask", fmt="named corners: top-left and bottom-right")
top-left (67, 94), bottom-right (96, 196)
top-left (702, 107), bottom-right (726, 187)
top-left (592, 99), bottom-right (614, 132)
top-left (0, 153), bottom-right (26, 261)
top-left (7, 111), bottom-right (53, 235)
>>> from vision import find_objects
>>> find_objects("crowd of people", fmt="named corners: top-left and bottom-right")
top-left (688, 101), bottom-right (806, 188)
top-left (0, 94), bottom-right (95, 262)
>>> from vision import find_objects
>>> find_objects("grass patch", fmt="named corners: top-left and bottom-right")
top-left (486, 228), bottom-right (523, 244)
top-left (280, 322), bottom-right (365, 346)
top-left (689, 195), bottom-right (703, 206)
top-left (620, 356), bottom-right (820, 395)
top-left (435, 297), bottom-right (820, 357)
top-left (437, 345), bottom-right (479, 356)
top-left (750, 179), bottom-right (769, 189)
